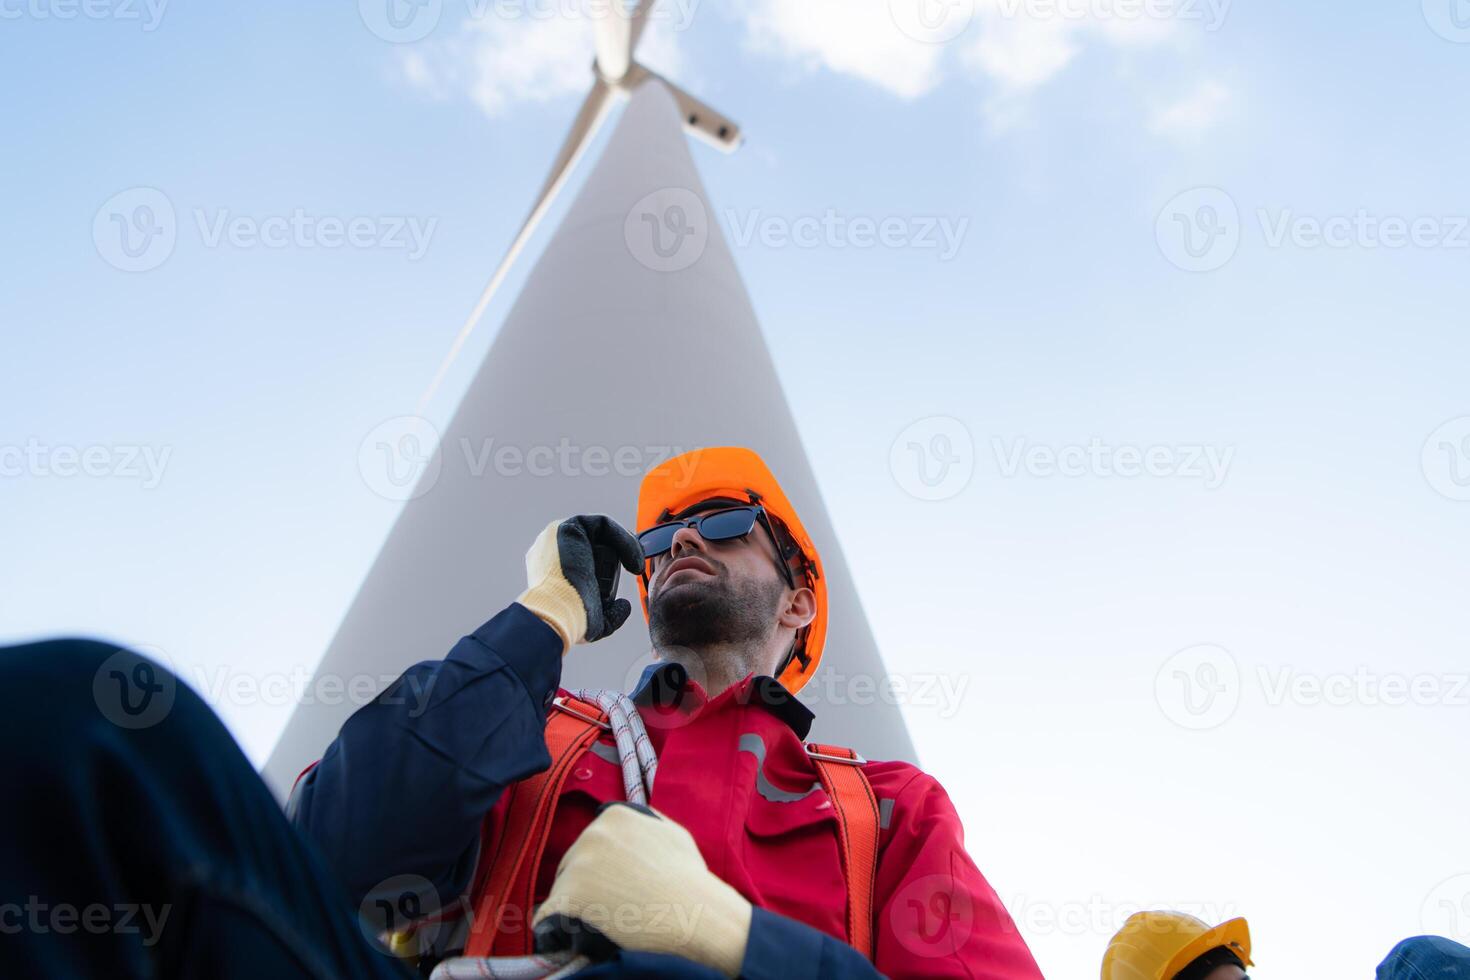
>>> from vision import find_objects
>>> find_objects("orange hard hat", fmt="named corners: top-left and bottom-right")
top-left (636, 447), bottom-right (826, 693)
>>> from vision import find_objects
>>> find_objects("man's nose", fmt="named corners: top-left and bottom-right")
top-left (668, 523), bottom-right (706, 557)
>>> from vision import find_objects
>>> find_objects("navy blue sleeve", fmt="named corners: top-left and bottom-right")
top-left (290, 603), bottom-right (564, 912)
top-left (740, 906), bottom-right (886, 980)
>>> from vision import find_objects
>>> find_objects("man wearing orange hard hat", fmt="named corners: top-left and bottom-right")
top-left (288, 446), bottom-right (1044, 978)
top-left (0, 448), bottom-right (1036, 978)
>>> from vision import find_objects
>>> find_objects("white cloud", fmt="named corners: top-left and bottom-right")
top-left (737, 0), bottom-right (947, 100)
top-left (964, 11), bottom-right (1080, 91)
top-left (390, 0), bottom-right (1226, 138)
top-left (396, 9), bottom-right (687, 118)
top-left (1150, 79), bottom-right (1230, 141)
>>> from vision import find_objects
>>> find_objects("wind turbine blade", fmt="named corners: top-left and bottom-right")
top-left (418, 79), bottom-right (615, 411)
top-left (593, 5), bottom-right (633, 81)
top-left (627, 64), bottom-right (742, 153)
top-left (627, 0), bottom-right (656, 55)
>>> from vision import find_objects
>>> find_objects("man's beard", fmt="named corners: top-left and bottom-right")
top-left (648, 567), bottom-right (785, 652)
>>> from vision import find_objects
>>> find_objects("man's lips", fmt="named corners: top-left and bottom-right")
top-left (660, 555), bottom-right (715, 587)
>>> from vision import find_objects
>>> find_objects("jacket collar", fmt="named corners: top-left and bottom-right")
top-left (630, 661), bottom-right (815, 740)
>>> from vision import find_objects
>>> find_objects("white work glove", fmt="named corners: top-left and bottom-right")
top-left (516, 515), bottom-right (645, 653)
top-left (532, 804), bottom-right (753, 977)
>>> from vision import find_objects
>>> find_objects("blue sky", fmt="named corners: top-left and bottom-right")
top-left (4, 1), bottom-right (1470, 975)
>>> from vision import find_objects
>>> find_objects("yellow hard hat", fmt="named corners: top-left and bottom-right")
top-left (1101, 912), bottom-right (1252, 980)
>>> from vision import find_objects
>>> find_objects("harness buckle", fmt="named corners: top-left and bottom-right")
top-left (805, 743), bottom-right (866, 765)
top-left (552, 696), bottom-right (612, 731)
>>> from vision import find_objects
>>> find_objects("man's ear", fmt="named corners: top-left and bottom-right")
top-left (777, 586), bottom-right (816, 631)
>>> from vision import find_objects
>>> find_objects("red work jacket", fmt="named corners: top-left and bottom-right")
top-left (470, 663), bottom-right (1043, 979)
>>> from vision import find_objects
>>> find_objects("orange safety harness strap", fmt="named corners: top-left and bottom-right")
top-left (464, 705), bottom-right (879, 964)
top-left (806, 742), bottom-right (880, 961)
top-left (464, 695), bottom-right (608, 958)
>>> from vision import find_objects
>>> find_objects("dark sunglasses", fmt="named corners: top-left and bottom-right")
top-left (637, 505), bottom-right (796, 589)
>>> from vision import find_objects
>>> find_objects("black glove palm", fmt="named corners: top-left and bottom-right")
top-left (518, 515), bottom-right (645, 648)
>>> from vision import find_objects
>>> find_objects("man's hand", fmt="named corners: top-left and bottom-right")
top-left (517, 515), bottom-right (644, 653)
top-left (533, 804), bottom-right (753, 977)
